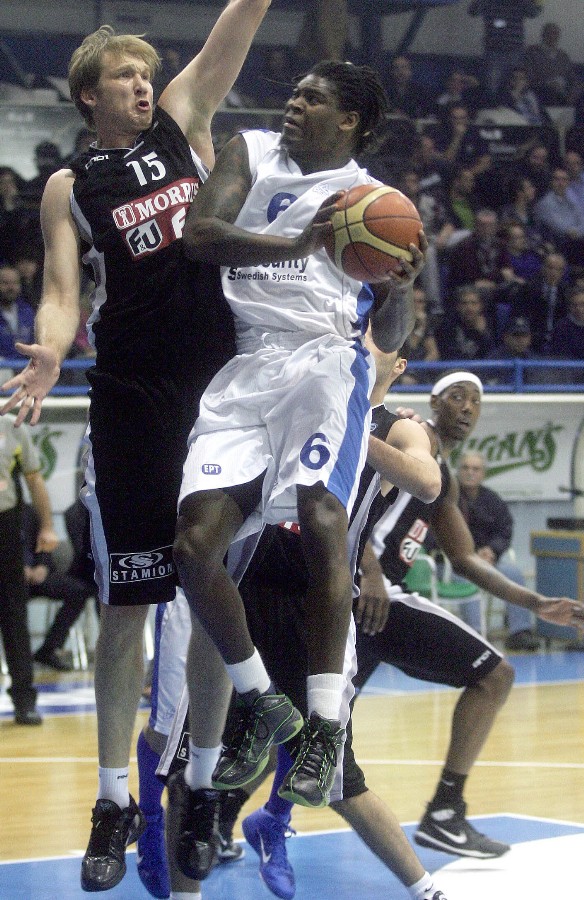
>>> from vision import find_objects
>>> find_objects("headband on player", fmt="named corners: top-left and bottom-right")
top-left (431, 372), bottom-right (484, 397)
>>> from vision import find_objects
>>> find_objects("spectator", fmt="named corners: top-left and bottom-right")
top-left (0, 413), bottom-right (59, 724)
top-left (152, 46), bottom-right (184, 100)
top-left (433, 103), bottom-right (491, 176)
top-left (399, 285), bottom-right (440, 383)
top-left (0, 166), bottom-right (28, 263)
top-left (253, 46), bottom-right (297, 109)
top-left (511, 251), bottom-right (569, 352)
top-left (22, 502), bottom-right (97, 672)
top-left (0, 265), bottom-right (35, 360)
top-left (549, 287), bottom-right (584, 361)
top-left (565, 150), bottom-right (584, 215)
top-left (447, 208), bottom-right (504, 291)
top-left (485, 314), bottom-right (556, 386)
top-left (385, 55), bottom-right (433, 120)
top-left (523, 21), bottom-right (577, 105)
top-left (445, 165), bottom-right (479, 232)
top-left (63, 127), bottom-right (96, 166)
top-left (21, 141), bottom-right (63, 208)
top-left (534, 167), bottom-right (584, 265)
top-left (499, 173), bottom-right (548, 251)
top-left (295, 0), bottom-right (348, 68)
top-left (468, 0), bottom-right (542, 101)
top-left (13, 248), bottom-right (43, 309)
top-left (414, 132), bottom-right (452, 198)
top-left (435, 284), bottom-right (496, 361)
top-left (499, 223), bottom-right (542, 283)
top-left (396, 168), bottom-right (454, 317)
top-left (496, 66), bottom-right (551, 126)
top-left (456, 451), bottom-right (540, 651)
top-left (434, 68), bottom-right (482, 116)
top-left (515, 142), bottom-right (552, 200)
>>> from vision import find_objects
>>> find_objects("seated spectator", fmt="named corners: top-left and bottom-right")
top-left (456, 452), bottom-right (540, 651)
top-left (499, 173), bottom-right (548, 251)
top-left (499, 223), bottom-right (542, 283)
top-left (13, 247), bottom-right (43, 309)
top-left (485, 315), bottom-right (555, 386)
top-left (510, 251), bottom-right (569, 352)
top-left (523, 22), bottom-right (577, 106)
top-left (432, 103), bottom-right (492, 176)
top-left (399, 285), bottom-right (440, 384)
top-left (534, 167), bottom-right (584, 265)
top-left (445, 166), bottom-right (479, 233)
top-left (447, 208), bottom-right (505, 292)
top-left (434, 68), bottom-right (482, 116)
top-left (496, 67), bottom-right (551, 126)
top-left (21, 141), bottom-right (63, 209)
top-left (549, 286), bottom-right (584, 361)
top-left (0, 264), bottom-right (35, 360)
top-left (385, 55), bottom-right (433, 120)
top-left (396, 169), bottom-right (455, 317)
top-left (23, 502), bottom-right (97, 672)
top-left (414, 132), bottom-right (452, 199)
top-left (435, 284), bottom-right (496, 361)
top-left (514, 142), bottom-right (553, 200)
top-left (253, 46), bottom-right (298, 109)
top-left (0, 166), bottom-right (29, 263)
top-left (565, 150), bottom-right (584, 216)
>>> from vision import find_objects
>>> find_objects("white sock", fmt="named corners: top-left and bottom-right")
top-left (307, 673), bottom-right (345, 720)
top-left (408, 871), bottom-right (436, 899)
top-left (226, 648), bottom-right (271, 696)
top-left (184, 742), bottom-right (222, 791)
top-left (97, 766), bottom-right (130, 809)
top-left (170, 892), bottom-right (202, 899)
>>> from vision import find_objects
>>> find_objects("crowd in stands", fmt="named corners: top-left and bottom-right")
top-left (0, 14), bottom-right (583, 389)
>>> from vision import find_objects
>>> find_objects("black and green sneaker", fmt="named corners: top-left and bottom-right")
top-left (212, 689), bottom-right (303, 790)
top-left (278, 712), bottom-right (345, 808)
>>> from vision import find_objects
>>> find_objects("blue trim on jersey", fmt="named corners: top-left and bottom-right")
top-left (355, 283), bottom-right (374, 335)
top-left (327, 342), bottom-right (372, 508)
top-left (148, 602), bottom-right (166, 729)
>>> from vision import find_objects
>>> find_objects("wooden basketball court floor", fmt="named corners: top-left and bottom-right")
top-left (1, 648), bottom-right (583, 899)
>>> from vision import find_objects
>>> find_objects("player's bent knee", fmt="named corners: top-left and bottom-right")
top-left (480, 657), bottom-right (515, 702)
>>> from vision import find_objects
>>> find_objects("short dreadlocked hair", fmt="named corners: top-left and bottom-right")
top-left (303, 61), bottom-right (389, 155)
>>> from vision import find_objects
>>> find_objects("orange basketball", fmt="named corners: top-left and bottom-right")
top-left (324, 184), bottom-right (423, 283)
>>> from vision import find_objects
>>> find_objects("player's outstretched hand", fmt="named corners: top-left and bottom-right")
top-left (537, 596), bottom-right (584, 633)
top-left (0, 342), bottom-right (60, 426)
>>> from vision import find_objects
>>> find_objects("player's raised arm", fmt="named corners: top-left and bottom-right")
top-left (1, 170), bottom-right (81, 426)
top-left (159, 0), bottom-right (272, 167)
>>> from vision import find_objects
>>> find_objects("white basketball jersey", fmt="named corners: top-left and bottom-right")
top-left (221, 130), bottom-right (380, 351)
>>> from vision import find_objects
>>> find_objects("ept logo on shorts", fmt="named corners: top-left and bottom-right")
top-left (202, 464), bottom-right (222, 474)
top-left (109, 546), bottom-right (174, 583)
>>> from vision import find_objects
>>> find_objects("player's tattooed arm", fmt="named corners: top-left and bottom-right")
top-left (183, 134), bottom-right (329, 266)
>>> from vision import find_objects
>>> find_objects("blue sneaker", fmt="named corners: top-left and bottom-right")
top-left (242, 806), bottom-right (296, 900)
top-left (136, 807), bottom-right (170, 899)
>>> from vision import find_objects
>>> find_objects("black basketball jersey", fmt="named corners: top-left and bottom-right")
top-left (69, 107), bottom-right (235, 395)
top-left (371, 453), bottom-right (451, 587)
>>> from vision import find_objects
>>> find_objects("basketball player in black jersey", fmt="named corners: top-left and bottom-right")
top-left (208, 370), bottom-right (584, 898)
top-left (0, 2), bottom-right (273, 892)
top-left (157, 335), bottom-right (449, 900)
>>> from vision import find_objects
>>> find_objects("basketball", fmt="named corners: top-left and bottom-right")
top-left (324, 184), bottom-right (423, 283)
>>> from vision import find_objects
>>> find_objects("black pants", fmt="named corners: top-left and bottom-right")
top-left (0, 506), bottom-right (36, 710)
top-left (32, 572), bottom-right (96, 652)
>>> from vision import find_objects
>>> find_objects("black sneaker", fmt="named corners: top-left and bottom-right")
top-left (34, 646), bottom-right (74, 672)
top-left (14, 705), bottom-right (43, 725)
top-left (277, 712), bottom-right (345, 808)
top-left (212, 689), bottom-right (303, 790)
top-left (169, 770), bottom-right (219, 881)
top-left (81, 795), bottom-right (145, 891)
top-left (216, 788), bottom-right (247, 863)
top-left (414, 801), bottom-right (510, 859)
top-left (505, 630), bottom-right (540, 652)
